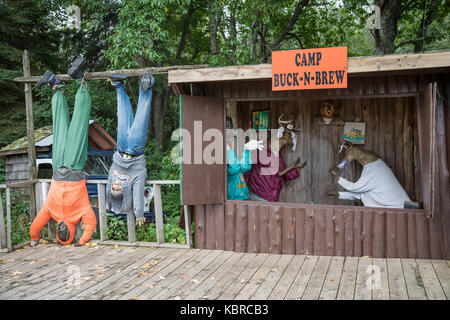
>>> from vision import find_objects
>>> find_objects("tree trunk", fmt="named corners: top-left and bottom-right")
top-left (414, 0), bottom-right (439, 52)
top-left (251, 12), bottom-right (259, 61)
top-left (229, 3), bottom-right (237, 65)
top-left (373, 0), bottom-right (403, 54)
top-left (152, 86), bottom-right (163, 146)
top-left (206, 0), bottom-right (220, 54)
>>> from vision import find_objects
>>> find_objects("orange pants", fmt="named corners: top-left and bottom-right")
top-left (29, 179), bottom-right (97, 245)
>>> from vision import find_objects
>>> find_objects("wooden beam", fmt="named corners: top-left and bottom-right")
top-left (5, 179), bottom-right (39, 188)
top-left (6, 188), bottom-right (11, 250)
top-left (168, 50), bottom-right (450, 84)
top-left (13, 64), bottom-right (210, 83)
top-left (23, 50), bottom-right (37, 221)
top-left (0, 190), bottom-right (6, 249)
top-left (97, 183), bottom-right (108, 242)
top-left (153, 184), bottom-right (164, 244)
top-left (127, 209), bottom-right (136, 244)
top-left (184, 205), bottom-right (191, 248)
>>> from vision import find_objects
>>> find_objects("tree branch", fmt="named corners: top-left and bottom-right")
top-left (270, 0), bottom-right (311, 52)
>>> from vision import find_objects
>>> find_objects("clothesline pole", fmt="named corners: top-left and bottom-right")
top-left (23, 50), bottom-right (37, 221)
top-left (13, 64), bottom-right (210, 83)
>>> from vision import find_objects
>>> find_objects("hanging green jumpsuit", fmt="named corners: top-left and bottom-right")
top-left (227, 148), bottom-right (252, 200)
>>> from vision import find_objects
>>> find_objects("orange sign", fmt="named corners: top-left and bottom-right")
top-left (272, 47), bottom-right (347, 91)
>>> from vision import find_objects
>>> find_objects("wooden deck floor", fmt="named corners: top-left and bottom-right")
top-left (0, 243), bottom-right (449, 300)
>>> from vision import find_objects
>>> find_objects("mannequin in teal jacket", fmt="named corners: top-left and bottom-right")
top-left (227, 138), bottom-right (263, 200)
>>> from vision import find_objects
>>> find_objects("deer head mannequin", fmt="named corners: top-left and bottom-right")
top-left (337, 140), bottom-right (379, 168)
top-left (271, 113), bottom-right (300, 154)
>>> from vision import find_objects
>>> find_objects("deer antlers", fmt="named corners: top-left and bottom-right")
top-left (278, 113), bottom-right (300, 131)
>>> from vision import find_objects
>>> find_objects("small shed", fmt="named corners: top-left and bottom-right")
top-left (168, 50), bottom-right (450, 259)
top-left (0, 120), bottom-right (117, 186)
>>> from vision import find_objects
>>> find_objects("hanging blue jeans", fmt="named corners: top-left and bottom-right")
top-left (113, 81), bottom-right (153, 155)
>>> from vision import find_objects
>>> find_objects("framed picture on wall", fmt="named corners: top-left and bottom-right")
top-left (252, 110), bottom-right (270, 130)
top-left (343, 122), bottom-right (366, 144)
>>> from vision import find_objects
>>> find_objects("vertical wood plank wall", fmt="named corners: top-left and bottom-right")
top-left (235, 97), bottom-right (420, 205)
top-left (193, 203), bottom-right (433, 259)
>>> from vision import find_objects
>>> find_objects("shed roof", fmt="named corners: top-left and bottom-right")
top-left (0, 120), bottom-right (117, 156)
top-left (168, 50), bottom-right (450, 84)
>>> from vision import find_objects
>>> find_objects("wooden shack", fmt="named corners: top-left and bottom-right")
top-left (168, 50), bottom-right (450, 260)
top-left (0, 120), bottom-right (116, 194)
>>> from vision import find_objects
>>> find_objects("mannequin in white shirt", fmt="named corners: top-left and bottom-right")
top-left (328, 141), bottom-right (411, 209)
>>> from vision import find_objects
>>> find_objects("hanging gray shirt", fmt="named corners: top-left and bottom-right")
top-left (106, 151), bottom-right (147, 218)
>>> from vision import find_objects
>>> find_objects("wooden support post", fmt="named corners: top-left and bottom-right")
top-left (6, 188), bottom-right (11, 250)
top-left (184, 205), bottom-right (191, 247)
top-left (97, 183), bottom-right (108, 242)
top-left (127, 209), bottom-right (136, 244)
top-left (40, 182), bottom-right (54, 239)
top-left (153, 184), bottom-right (164, 244)
top-left (23, 50), bottom-right (37, 221)
top-left (0, 190), bottom-right (6, 249)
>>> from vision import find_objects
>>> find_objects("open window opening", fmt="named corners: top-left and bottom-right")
top-left (225, 97), bottom-right (423, 209)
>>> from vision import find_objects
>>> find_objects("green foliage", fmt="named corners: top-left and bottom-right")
top-left (105, 213), bottom-right (128, 241)
top-left (106, 214), bottom-right (190, 244)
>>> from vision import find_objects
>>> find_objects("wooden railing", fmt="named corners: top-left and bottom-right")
top-left (0, 180), bottom-right (39, 252)
top-left (0, 179), bottom-right (190, 252)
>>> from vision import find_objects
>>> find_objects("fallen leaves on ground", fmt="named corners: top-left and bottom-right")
top-left (159, 275), bottom-right (165, 280)
top-left (96, 274), bottom-right (104, 278)
top-left (145, 283), bottom-right (154, 289)
top-left (129, 296), bottom-right (140, 300)
top-left (330, 277), bottom-right (334, 281)
top-left (191, 279), bottom-right (199, 283)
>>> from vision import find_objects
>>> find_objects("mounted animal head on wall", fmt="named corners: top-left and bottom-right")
top-left (275, 113), bottom-right (301, 151)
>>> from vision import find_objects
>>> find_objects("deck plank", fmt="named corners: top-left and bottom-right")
top-left (416, 259), bottom-right (447, 300)
top-left (285, 255), bottom-right (319, 300)
top-left (386, 258), bottom-right (408, 300)
top-left (183, 252), bottom-right (245, 300)
top-left (0, 245), bottom-right (108, 296)
top-left (146, 249), bottom-right (223, 300)
top-left (2, 245), bottom-right (450, 301)
top-left (336, 257), bottom-right (359, 300)
top-left (206, 253), bottom-right (262, 300)
top-left (73, 247), bottom-right (177, 300)
top-left (118, 248), bottom-right (201, 300)
top-left (268, 255), bottom-right (306, 300)
top-left (372, 258), bottom-right (390, 300)
top-left (251, 254), bottom-right (294, 300)
top-left (354, 257), bottom-right (372, 300)
top-left (233, 254), bottom-right (282, 300)
top-left (318, 256), bottom-right (345, 300)
top-left (42, 247), bottom-right (143, 300)
top-left (430, 259), bottom-right (450, 299)
top-left (101, 248), bottom-right (187, 300)
top-left (167, 250), bottom-right (235, 300)
top-left (3, 245), bottom-right (116, 299)
top-left (302, 255), bottom-right (332, 300)
top-left (401, 259), bottom-right (427, 300)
